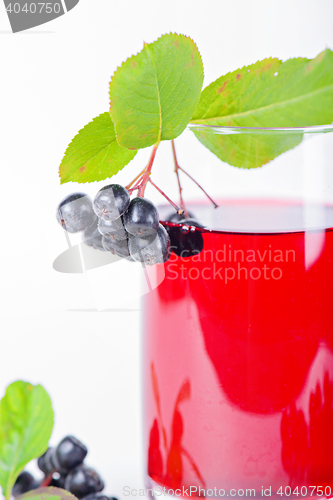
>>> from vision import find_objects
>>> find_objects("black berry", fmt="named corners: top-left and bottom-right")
top-left (55, 435), bottom-right (88, 472)
top-left (129, 224), bottom-right (170, 265)
top-left (38, 447), bottom-right (55, 475)
top-left (98, 216), bottom-right (127, 242)
top-left (167, 219), bottom-right (204, 258)
top-left (112, 238), bottom-right (130, 258)
top-left (64, 464), bottom-right (104, 499)
top-left (102, 236), bottom-right (115, 253)
top-left (13, 472), bottom-right (39, 497)
top-left (123, 197), bottom-right (159, 237)
top-left (49, 474), bottom-right (66, 488)
top-left (82, 220), bottom-right (105, 251)
top-left (81, 495), bottom-right (111, 500)
top-left (93, 184), bottom-right (130, 222)
top-left (166, 211), bottom-right (194, 222)
top-left (56, 193), bottom-right (96, 233)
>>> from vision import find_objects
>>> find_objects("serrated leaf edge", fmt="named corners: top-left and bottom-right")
top-left (109, 32), bottom-right (204, 147)
top-left (58, 112), bottom-right (137, 185)
top-left (191, 50), bottom-right (333, 125)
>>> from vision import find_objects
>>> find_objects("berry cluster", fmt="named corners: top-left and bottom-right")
top-left (56, 184), bottom-right (170, 265)
top-left (165, 212), bottom-right (204, 258)
top-left (13, 435), bottom-right (117, 500)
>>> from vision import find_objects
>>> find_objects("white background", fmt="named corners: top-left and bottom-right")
top-left (1, 0), bottom-right (333, 498)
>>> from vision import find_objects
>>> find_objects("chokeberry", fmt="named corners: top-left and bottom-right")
top-left (56, 193), bottom-right (96, 233)
top-left (55, 435), bottom-right (88, 472)
top-left (112, 238), bottom-right (130, 259)
top-left (129, 224), bottom-right (170, 265)
top-left (81, 495), bottom-right (110, 500)
top-left (93, 184), bottom-right (130, 222)
top-left (12, 471), bottom-right (39, 497)
top-left (102, 236), bottom-right (115, 253)
top-left (166, 211), bottom-right (194, 222)
top-left (64, 464), bottom-right (104, 499)
top-left (98, 216), bottom-right (127, 242)
top-left (82, 221), bottom-right (105, 251)
top-left (38, 447), bottom-right (55, 476)
top-left (167, 218), bottom-right (204, 258)
top-left (123, 197), bottom-right (159, 237)
top-left (49, 474), bottom-right (66, 488)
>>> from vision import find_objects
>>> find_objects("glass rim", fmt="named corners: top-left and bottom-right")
top-left (187, 123), bottom-right (333, 134)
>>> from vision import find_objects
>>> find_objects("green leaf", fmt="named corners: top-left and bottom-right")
top-left (109, 33), bottom-right (204, 150)
top-left (0, 382), bottom-right (54, 500)
top-left (59, 112), bottom-right (137, 184)
top-left (17, 488), bottom-right (78, 500)
top-left (191, 49), bottom-right (333, 168)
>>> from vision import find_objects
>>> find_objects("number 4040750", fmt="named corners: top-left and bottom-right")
top-left (6, 3), bottom-right (61, 14)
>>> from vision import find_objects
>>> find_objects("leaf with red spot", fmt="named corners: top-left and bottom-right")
top-left (110, 33), bottom-right (204, 150)
top-left (59, 112), bottom-right (137, 184)
top-left (191, 50), bottom-right (333, 168)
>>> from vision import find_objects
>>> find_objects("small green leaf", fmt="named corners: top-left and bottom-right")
top-left (59, 112), bottom-right (137, 184)
top-left (110, 33), bottom-right (204, 150)
top-left (17, 487), bottom-right (78, 500)
top-left (191, 49), bottom-right (333, 168)
top-left (0, 382), bottom-right (54, 500)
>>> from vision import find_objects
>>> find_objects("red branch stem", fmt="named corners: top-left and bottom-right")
top-left (125, 166), bottom-right (146, 190)
top-left (148, 178), bottom-right (183, 214)
top-left (138, 143), bottom-right (160, 197)
top-left (177, 164), bottom-right (218, 208)
top-left (171, 140), bottom-right (188, 216)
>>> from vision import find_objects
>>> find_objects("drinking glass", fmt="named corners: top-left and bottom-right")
top-left (142, 125), bottom-right (333, 500)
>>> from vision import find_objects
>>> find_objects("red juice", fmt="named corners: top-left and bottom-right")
top-left (143, 201), bottom-right (333, 499)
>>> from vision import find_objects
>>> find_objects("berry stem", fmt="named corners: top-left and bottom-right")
top-left (148, 178), bottom-right (184, 215)
top-left (171, 140), bottom-right (188, 217)
top-left (138, 142), bottom-right (160, 197)
top-left (125, 167), bottom-right (146, 190)
top-left (177, 164), bottom-right (218, 209)
top-left (41, 475), bottom-right (53, 487)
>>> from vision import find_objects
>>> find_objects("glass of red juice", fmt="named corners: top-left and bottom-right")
top-left (143, 126), bottom-right (333, 500)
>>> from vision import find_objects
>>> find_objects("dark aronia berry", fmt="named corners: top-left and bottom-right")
top-left (112, 239), bottom-right (131, 259)
top-left (38, 447), bottom-right (55, 475)
top-left (93, 184), bottom-right (130, 222)
top-left (37, 450), bottom-right (48, 475)
top-left (123, 197), bottom-right (159, 237)
top-left (166, 211), bottom-right (195, 222)
top-left (64, 464), bottom-right (104, 499)
top-left (102, 236), bottom-right (115, 253)
top-left (180, 217), bottom-right (205, 229)
top-left (81, 495), bottom-right (111, 500)
top-left (129, 224), bottom-right (170, 265)
top-left (82, 221), bottom-right (105, 251)
top-left (49, 474), bottom-right (66, 488)
top-left (98, 216), bottom-right (127, 241)
top-left (166, 218), bottom-right (204, 258)
top-left (55, 435), bottom-right (88, 472)
top-left (103, 235), bottom-right (131, 259)
top-left (56, 193), bottom-right (96, 233)
top-left (13, 471), bottom-right (39, 497)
